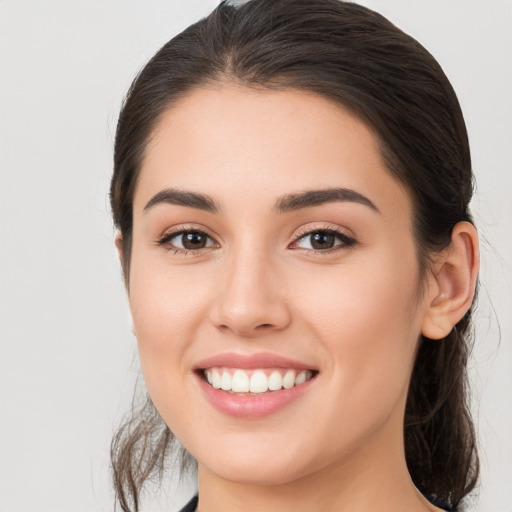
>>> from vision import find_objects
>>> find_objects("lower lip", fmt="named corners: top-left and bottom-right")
top-left (196, 372), bottom-right (316, 419)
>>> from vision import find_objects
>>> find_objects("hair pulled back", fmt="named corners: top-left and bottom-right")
top-left (110, 1), bottom-right (478, 510)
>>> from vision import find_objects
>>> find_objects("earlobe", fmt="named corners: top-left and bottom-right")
top-left (422, 221), bottom-right (479, 340)
top-left (115, 230), bottom-right (124, 262)
top-left (115, 230), bottom-right (132, 294)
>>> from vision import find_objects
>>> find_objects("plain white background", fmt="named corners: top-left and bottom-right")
top-left (0, 1), bottom-right (510, 511)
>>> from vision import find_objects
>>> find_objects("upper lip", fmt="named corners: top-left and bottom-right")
top-left (194, 352), bottom-right (317, 371)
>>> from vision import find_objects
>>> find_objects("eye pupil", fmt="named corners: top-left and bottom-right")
top-left (183, 232), bottom-right (206, 249)
top-left (311, 232), bottom-right (335, 249)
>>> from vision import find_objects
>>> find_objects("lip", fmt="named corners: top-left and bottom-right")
top-left (194, 351), bottom-right (317, 371)
top-left (194, 352), bottom-right (318, 419)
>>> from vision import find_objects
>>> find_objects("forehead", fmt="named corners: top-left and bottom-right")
top-left (134, 84), bottom-right (412, 223)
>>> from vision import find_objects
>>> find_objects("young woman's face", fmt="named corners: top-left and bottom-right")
top-left (128, 84), bottom-right (433, 486)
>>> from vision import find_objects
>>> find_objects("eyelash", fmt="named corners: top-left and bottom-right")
top-left (156, 225), bottom-right (357, 256)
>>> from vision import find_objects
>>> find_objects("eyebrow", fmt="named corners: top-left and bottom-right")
top-left (143, 187), bottom-right (379, 214)
top-left (144, 189), bottom-right (220, 213)
top-left (274, 187), bottom-right (379, 214)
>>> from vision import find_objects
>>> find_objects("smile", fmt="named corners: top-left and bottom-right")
top-left (194, 353), bottom-right (318, 418)
top-left (203, 367), bottom-right (315, 394)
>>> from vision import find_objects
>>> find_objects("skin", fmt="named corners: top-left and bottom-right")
top-left (121, 84), bottom-right (478, 512)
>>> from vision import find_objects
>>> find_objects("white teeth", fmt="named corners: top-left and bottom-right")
top-left (295, 370), bottom-right (307, 385)
top-left (268, 371), bottom-right (283, 391)
top-left (249, 371), bottom-right (268, 393)
top-left (283, 370), bottom-right (295, 389)
top-left (231, 369), bottom-right (250, 393)
top-left (211, 368), bottom-right (221, 389)
top-left (220, 371), bottom-right (232, 391)
top-left (204, 367), bottom-right (314, 393)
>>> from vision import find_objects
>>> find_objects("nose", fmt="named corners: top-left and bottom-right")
top-left (209, 245), bottom-right (292, 338)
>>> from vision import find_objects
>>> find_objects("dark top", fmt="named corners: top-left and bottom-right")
top-left (180, 495), bottom-right (198, 512)
top-left (179, 494), bottom-right (456, 511)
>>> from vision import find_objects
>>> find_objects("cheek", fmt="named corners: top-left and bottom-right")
top-left (127, 254), bottom-right (204, 405)
top-left (300, 249), bottom-right (419, 324)
top-left (295, 250), bottom-right (422, 402)
top-left (129, 241), bottom-right (210, 336)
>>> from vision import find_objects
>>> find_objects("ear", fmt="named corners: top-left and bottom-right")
top-left (115, 231), bottom-right (135, 334)
top-left (115, 230), bottom-right (132, 295)
top-left (422, 221), bottom-right (479, 340)
top-left (115, 230), bottom-right (124, 262)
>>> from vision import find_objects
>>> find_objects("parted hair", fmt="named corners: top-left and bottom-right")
top-left (110, 1), bottom-right (479, 510)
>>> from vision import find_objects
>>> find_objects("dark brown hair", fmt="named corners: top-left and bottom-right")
top-left (110, 1), bottom-right (478, 510)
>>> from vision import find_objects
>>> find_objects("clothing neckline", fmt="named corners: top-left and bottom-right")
top-left (179, 493), bottom-right (457, 512)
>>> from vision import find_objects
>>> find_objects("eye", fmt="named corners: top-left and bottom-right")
top-left (158, 229), bottom-right (218, 253)
top-left (291, 228), bottom-right (356, 252)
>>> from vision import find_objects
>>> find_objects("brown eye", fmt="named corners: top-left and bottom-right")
top-left (181, 231), bottom-right (208, 249)
top-left (293, 229), bottom-right (356, 252)
top-left (159, 229), bottom-right (217, 252)
top-left (309, 232), bottom-right (336, 249)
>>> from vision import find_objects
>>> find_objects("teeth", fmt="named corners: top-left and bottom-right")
top-left (268, 371), bottom-right (283, 391)
top-left (204, 368), bottom-right (314, 394)
top-left (220, 371), bottom-right (232, 391)
top-left (249, 371), bottom-right (268, 393)
top-left (232, 369), bottom-right (250, 392)
top-left (295, 370), bottom-right (307, 385)
top-left (282, 370), bottom-right (295, 389)
top-left (211, 368), bottom-right (221, 389)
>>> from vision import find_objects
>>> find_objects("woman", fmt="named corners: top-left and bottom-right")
top-left (109, 1), bottom-right (479, 511)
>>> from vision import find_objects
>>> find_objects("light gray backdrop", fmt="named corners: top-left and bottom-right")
top-left (0, 1), bottom-right (510, 511)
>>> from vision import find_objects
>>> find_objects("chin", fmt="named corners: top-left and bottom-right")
top-left (191, 434), bottom-right (329, 487)
top-left (205, 457), bottom-right (310, 487)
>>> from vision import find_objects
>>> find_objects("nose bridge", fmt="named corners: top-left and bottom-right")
top-left (211, 236), bottom-right (290, 336)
